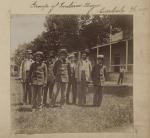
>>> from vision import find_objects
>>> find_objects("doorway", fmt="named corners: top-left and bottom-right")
top-left (114, 54), bottom-right (120, 72)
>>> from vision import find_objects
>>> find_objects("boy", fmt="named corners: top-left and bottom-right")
top-left (43, 50), bottom-right (56, 106)
top-left (28, 51), bottom-right (47, 111)
top-left (51, 48), bottom-right (70, 108)
top-left (75, 51), bottom-right (92, 106)
top-left (19, 49), bottom-right (34, 105)
top-left (66, 53), bottom-right (77, 104)
top-left (118, 66), bottom-right (125, 85)
top-left (91, 55), bottom-right (106, 107)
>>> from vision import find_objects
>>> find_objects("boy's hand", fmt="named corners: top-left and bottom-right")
top-left (20, 79), bottom-right (23, 83)
top-left (43, 83), bottom-right (47, 87)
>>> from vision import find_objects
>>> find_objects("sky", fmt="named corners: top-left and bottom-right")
top-left (11, 15), bottom-right (46, 55)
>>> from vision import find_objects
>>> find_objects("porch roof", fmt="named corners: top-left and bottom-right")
top-left (91, 38), bottom-right (133, 50)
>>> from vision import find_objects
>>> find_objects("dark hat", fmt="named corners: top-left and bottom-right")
top-left (97, 54), bottom-right (104, 59)
top-left (49, 50), bottom-right (55, 57)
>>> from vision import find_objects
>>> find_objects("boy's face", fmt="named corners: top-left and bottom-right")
top-left (35, 55), bottom-right (42, 62)
top-left (27, 53), bottom-right (32, 59)
top-left (98, 58), bottom-right (103, 64)
top-left (48, 57), bottom-right (54, 63)
top-left (70, 56), bottom-right (76, 62)
top-left (60, 53), bottom-right (67, 60)
top-left (81, 53), bottom-right (87, 60)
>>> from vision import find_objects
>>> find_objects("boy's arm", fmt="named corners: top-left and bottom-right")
top-left (44, 63), bottom-right (48, 85)
top-left (53, 60), bottom-right (59, 77)
top-left (28, 63), bottom-right (34, 83)
top-left (104, 66), bottom-right (107, 81)
top-left (19, 60), bottom-right (24, 80)
top-left (67, 62), bottom-right (71, 77)
top-left (89, 61), bottom-right (92, 82)
top-left (91, 66), bottom-right (95, 82)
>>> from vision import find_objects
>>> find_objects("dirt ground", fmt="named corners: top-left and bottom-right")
top-left (10, 77), bottom-right (133, 134)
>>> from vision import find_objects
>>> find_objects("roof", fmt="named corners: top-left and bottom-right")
top-left (91, 38), bottom-right (133, 50)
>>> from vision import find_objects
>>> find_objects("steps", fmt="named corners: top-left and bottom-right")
top-left (87, 82), bottom-right (133, 97)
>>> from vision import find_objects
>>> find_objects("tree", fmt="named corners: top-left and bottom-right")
top-left (79, 15), bottom-right (110, 49)
top-left (44, 15), bottom-right (80, 52)
top-left (13, 15), bottom-right (133, 65)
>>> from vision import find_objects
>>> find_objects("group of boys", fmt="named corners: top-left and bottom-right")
top-left (19, 48), bottom-right (106, 112)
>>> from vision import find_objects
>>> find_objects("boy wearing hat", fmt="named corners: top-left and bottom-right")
top-left (91, 55), bottom-right (106, 106)
top-left (66, 53), bottom-right (77, 104)
top-left (75, 51), bottom-right (92, 106)
top-left (43, 51), bottom-right (56, 106)
top-left (19, 49), bottom-right (34, 105)
top-left (28, 51), bottom-right (47, 111)
top-left (51, 48), bottom-right (70, 108)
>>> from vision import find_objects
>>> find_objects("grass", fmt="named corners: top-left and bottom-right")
top-left (11, 77), bottom-right (133, 134)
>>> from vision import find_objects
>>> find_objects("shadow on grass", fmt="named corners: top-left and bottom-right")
top-left (11, 103), bottom-right (23, 106)
top-left (17, 107), bottom-right (32, 112)
top-left (78, 104), bottom-right (98, 107)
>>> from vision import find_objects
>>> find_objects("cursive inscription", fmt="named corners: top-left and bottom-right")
top-left (30, 0), bottom-right (147, 14)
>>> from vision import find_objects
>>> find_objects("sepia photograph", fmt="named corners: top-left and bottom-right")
top-left (10, 14), bottom-right (133, 134)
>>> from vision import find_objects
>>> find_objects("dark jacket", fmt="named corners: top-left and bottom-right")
top-left (91, 64), bottom-right (106, 86)
top-left (53, 59), bottom-right (70, 83)
top-left (28, 62), bottom-right (47, 85)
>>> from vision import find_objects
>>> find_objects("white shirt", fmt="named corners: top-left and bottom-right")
top-left (25, 59), bottom-right (33, 71)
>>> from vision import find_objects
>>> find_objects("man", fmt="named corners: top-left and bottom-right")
top-left (28, 51), bottom-right (47, 111)
top-left (51, 48), bottom-right (70, 108)
top-left (75, 51), bottom-right (92, 106)
top-left (91, 55), bottom-right (106, 107)
top-left (43, 50), bottom-right (56, 106)
top-left (19, 49), bottom-right (34, 105)
top-left (66, 53), bottom-right (77, 104)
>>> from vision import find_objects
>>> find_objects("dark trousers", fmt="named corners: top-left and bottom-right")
top-left (43, 81), bottom-right (54, 105)
top-left (51, 82), bottom-right (67, 106)
top-left (77, 82), bottom-right (87, 105)
top-left (78, 71), bottom-right (87, 105)
top-left (32, 85), bottom-right (43, 109)
top-left (66, 77), bottom-right (77, 104)
top-left (22, 82), bottom-right (32, 104)
top-left (93, 85), bottom-right (103, 106)
top-left (118, 74), bottom-right (124, 84)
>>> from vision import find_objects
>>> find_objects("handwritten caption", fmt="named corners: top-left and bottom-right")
top-left (30, 0), bottom-right (147, 14)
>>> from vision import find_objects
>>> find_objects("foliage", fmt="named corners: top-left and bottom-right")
top-left (13, 15), bottom-right (133, 65)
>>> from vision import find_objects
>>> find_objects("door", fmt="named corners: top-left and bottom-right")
top-left (114, 54), bottom-right (120, 72)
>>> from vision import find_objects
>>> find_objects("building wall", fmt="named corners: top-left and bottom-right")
top-left (90, 39), bottom-right (133, 83)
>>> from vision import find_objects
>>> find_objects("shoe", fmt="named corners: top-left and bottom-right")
top-left (60, 105), bottom-right (65, 109)
top-left (39, 108), bottom-right (43, 112)
top-left (50, 105), bottom-right (55, 108)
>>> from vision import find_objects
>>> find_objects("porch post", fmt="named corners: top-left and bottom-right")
top-left (109, 44), bottom-right (112, 72)
top-left (125, 40), bottom-right (128, 71)
top-left (97, 47), bottom-right (99, 57)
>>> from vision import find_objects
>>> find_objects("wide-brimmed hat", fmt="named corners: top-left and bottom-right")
top-left (68, 53), bottom-right (75, 58)
top-left (26, 49), bottom-right (32, 54)
top-left (81, 50), bottom-right (88, 56)
top-left (34, 51), bottom-right (44, 57)
top-left (59, 48), bottom-right (68, 55)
